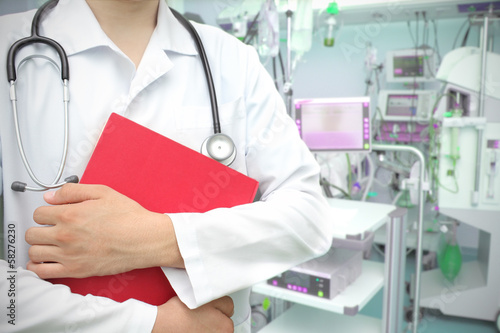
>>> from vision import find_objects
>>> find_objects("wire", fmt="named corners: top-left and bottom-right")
top-left (374, 106), bottom-right (391, 141)
top-left (346, 153), bottom-right (352, 198)
top-left (452, 18), bottom-right (470, 50)
top-left (432, 20), bottom-right (442, 64)
top-left (243, 11), bottom-right (260, 45)
top-left (320, 177), bottom-right (352, 199)
top-left (426, 92), bottom-right (461, 198)
top-left (272, 57), bottom-right (278, 90)
top-left (460, 25), bottom-right (471, 47)
top-left (361, 153), bottom-right (374, 201)
top-left (407, 21), bottom-right (417, 46)
top-left (278, 50), bottom-right (286, 86)
top-left (409, 11), bottom-right (419, 144)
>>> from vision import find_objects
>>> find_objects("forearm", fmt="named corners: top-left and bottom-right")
top-left (0, 260), bottom-right (157, 332)
top-left (135, 211), bottom-right (185, 270)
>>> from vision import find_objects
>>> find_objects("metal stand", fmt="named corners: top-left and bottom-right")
top-left (383, 207), bottom-right (408, 333)
top-left (372, 143), bottom-right (428, 333)
top-left (284, 3), bottom-right (294, 117)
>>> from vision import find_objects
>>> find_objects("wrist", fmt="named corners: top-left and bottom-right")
top-left (145, 212), bottom-right (185, 269)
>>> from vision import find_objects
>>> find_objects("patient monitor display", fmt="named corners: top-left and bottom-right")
top-left (386, 49), bottom-right (436, 83)
top-left (378, 90), bottom-right (437, 122)
top-left (295, 97), bottom-right (371, 152)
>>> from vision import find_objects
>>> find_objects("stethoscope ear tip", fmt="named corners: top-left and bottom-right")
top-left (65, 175), bottom-right (79, 184)
top-left (11, 181), bottom-right (27, 192)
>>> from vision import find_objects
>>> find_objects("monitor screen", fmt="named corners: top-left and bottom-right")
top-left (393, 55), bottom-right (424, 78)
top-left (295, 97), bottom-right (371, 152)
top-left (385, 49), bottom-right (436, 83)
top-left (387, 94), bottom-right (418, 117)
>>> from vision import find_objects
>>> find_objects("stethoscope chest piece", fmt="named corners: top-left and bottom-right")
top-left (201, 133), bottom-right (236, 166)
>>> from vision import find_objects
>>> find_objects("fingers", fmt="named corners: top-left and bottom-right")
top-left (43, 183), bottom-right (109, 205)
top-left (34, 183), bottom-right (111, 226)
top-left (25, 225), bottom-right (60, 245)
top-left (209, 296), bottom-right (234, 318)
top-left (28, 244), bottom-right (62, 262)
top-left (26, 260), bottom-right (67, 279)
top-left (32, 205), bottom-right (69, 226)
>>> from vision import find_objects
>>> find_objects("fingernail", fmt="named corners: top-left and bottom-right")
top-left (44, 191), bottom-right (56, 201)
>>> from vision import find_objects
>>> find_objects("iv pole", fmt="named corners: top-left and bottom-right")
top-left (372, 143), bottom-right (427, 333)
top-left (284, 0), bottom-right (294, 117)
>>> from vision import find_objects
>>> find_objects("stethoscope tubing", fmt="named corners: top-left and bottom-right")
top-left (7, 0), bottom-right (69, 82)
top-left (170, 9), bottom-right (221, 134)
top-left (7, 0), bottom-right (235, 192)
top-left (7, 0), bottom-right (73, 192)
top-left (9, 79), bottom-right (70, 191)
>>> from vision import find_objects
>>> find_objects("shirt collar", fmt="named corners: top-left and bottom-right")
top-left (42, 0), bottom-right (198, 57)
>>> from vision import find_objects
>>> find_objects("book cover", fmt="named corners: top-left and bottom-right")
top-left (49, 113), bottom-right (259, 305)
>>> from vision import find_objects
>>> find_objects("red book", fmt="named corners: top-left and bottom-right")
top-left (49, 113), bottom-right (258, 305)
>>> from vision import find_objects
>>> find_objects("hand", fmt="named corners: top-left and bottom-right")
top-left (153, 296), bottom-right (234, 333)
top-left (25, 183), bottom-right (184, 279)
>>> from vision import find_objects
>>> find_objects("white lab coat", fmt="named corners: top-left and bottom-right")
top-left (0, 0), bottom-right (333, 332)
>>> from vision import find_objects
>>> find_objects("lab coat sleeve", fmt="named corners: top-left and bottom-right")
top-left (164, 44), bottom-right (334, 308)
top-left (0, 260), bottom-right (157, 333)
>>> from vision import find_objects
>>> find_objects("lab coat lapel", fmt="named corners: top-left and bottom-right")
top-left (42, 0), bottom-right (112, 56)
top-left (128, 1), bottom-right (199, 105)
top-left (129, 46), bottom-right (173, 103)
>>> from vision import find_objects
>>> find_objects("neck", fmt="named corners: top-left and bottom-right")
top-left (86, 0), bottom-right (160, 68)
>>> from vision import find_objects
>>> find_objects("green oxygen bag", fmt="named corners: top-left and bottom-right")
top-left (437, 222), bottom-right (462, 281)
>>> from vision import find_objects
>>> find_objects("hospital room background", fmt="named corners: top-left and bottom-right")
top-left (1, 0), bottom-right (499, 332)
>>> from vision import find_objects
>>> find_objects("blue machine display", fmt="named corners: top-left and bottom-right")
top-left (267, 247), bottom-right (362, 300)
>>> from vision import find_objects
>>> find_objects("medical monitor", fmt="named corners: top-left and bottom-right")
top-left (386, 49), bottom-right (436, 83)
top-left (378, 90), bottom-right (437, 122)
top-left (295, 97), bottom-right (371, 152)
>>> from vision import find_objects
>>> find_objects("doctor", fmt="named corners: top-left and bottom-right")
top-left (0, 0), bottom-right (333, 332)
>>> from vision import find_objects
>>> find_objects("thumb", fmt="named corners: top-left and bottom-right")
top-left (44, 183), bottom-right (104, 205)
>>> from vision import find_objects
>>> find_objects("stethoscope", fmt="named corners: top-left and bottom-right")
top-left (7, 0), bottom-right (236, 193)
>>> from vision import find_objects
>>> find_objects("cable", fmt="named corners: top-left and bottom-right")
top-left (361, 153), bottom-right (374, 201)
top-left (272, 57), bottom-right (278, 90)
top-left (320, 177), bottom-right (351, 199)
top-left (432, 20), bottom-right (442, 64)
top-left (452, 18), bottom-right (469, 50)
top-left (460, 25), bottom-right (471, 47)
top-left (426, 93), bottom-right (461, 199)
top-left (409, 11), bottom-right (419, 144)
top-left (278, 50), bottom-right (286, 86)
top-left (346, 153), bottom-right (352, 198)
top-left (407, 20), bottom-right (417, 46)
top-left (243, 11), bottom-right (260, 45)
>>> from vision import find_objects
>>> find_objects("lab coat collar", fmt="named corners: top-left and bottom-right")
top-left (43, 0), bottom-right (198, 57)
top-left (156, 0), bottom-right (198, 56)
